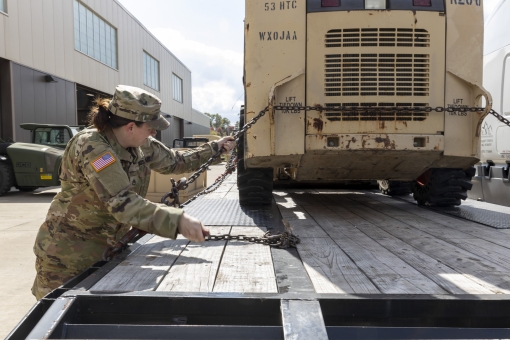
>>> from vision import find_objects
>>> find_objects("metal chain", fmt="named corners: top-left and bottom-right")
top-left (104, 104), bottom-right (504, 260)
top-left (205, 231), bottom-right (300, 248)
top-left (489, 109), bottom-right (510, 127)
top-left (160, 106), bottom-right (270, 208)
top-left (273, 105), bottom-right (507, 127)
top-left (271, 105), bottom-right (489, 113)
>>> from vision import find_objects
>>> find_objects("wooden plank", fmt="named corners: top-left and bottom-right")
top-left (213, 227), bottom-right (278, 293)
top-left (298, 237), bottom-right (379, 294)
top-left (304, 204), bottom-right (492, 294)
top-left (301, 203), bottom-right (445, 294)
top-left (366, 193), bottom-right (510, 248)
top-left (332, 196), bottom-right (510, 294)
top-left (275, 195), bottom-right (329, 238)
top-left (348, 194), bottom-right (475, 239)
top-left (91, 235), bottom-right (188, 292)
top-left (347, 194), bottom-right (510, 272)
top-left (282, 218), bottom-right (330, 238)
top-left (156, 227), bottom-right (231, 292)
top-left (272, 247), bottom-right (316, 293)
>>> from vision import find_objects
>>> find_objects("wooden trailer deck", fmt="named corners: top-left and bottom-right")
top-left (91, 178), bottom-right (510, 296)
top-left (15, 177), bottom-right (510, 340)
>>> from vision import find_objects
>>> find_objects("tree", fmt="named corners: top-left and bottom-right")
top-left (204, 112), bottom-right (232, 137)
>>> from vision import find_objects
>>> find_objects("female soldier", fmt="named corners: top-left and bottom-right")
top-left (32, 85), bottom-right (235, 299)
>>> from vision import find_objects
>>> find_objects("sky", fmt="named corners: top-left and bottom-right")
top-left (118, 0), bottom-right (501, 126)
top-left (118, 0), bottom-right (245, 126)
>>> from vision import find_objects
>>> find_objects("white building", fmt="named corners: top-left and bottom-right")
top-left (0, 0), bottom-right (210, 145)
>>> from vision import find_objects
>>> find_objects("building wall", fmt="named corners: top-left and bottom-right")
top-left (191, 109), bottom-right (211, 129)
top-left (0, 0), bottom-right (209, 141)
top-left (11, 63), bottom-right (76, 142)
top-left (186, 109), bottom-right (210, 137)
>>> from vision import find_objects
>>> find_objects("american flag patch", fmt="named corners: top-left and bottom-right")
top-left (91, 152), bottom-right (116, 172)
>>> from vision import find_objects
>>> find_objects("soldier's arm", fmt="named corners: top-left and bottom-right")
top-left (81, 142), bottom-right (182, 239)
top-left (142, 138), bottom-right (220, 175)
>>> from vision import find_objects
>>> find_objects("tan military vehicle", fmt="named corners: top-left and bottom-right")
top-left (239, 0), bottom-right (491, 206)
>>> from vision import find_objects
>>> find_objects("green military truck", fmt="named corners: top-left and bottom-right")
top-left (0, 123), bottom-right (84, 195)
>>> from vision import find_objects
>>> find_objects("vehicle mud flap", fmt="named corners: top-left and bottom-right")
top-left (237, 159), bottom-right (273, 206)
top-left (410, 167), bottom-right (476, 206)
top-left (237, 111), bottom-right (273, 206)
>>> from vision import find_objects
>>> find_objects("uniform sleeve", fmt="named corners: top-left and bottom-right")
top-left (142, 138), bottom-right (220, 175)
top-left (80, 141), bottom-right (182, 239)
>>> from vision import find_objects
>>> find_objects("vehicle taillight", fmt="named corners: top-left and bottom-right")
top-left (322, 0), bottom-right (340, 7)
top-left (413, 0), bottom-right (432, 6)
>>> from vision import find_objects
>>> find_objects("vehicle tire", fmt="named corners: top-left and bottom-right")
top-left (378, 180), bottom-right (411, 196)
top-left (16, 186), bottom-right (39, 192)
top-left (237, 110), bottom-right (273, 206)
top-left (410, 167), bottom-right (475, 206)
top-left (0, 161), bottom-right (15, 196)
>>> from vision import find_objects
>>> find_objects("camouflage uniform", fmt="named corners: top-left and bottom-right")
top-left (32, 85), bottom-right (217, 300)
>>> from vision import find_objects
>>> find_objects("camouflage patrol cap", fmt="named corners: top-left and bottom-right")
top-left (108, 85), bottom-right (170, 130)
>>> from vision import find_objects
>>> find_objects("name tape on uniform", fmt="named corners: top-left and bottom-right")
top-left (91, 152), bottom-right (117, 172)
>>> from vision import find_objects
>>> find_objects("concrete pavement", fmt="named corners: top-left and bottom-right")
top-left (0, 187), bottom-right (59, 338)
top-left (0, 163), bottom-right (231, 338)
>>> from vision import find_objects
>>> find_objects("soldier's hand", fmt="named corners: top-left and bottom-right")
top-left (178, 213), bottom-right (209, 242)
top-left (217, 136), bottom-right (235, 154)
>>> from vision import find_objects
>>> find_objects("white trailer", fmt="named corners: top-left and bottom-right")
top-left (468, 0), bottom-right (510, 206)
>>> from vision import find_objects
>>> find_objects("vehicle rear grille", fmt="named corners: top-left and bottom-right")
top-left (325, 28), bottom-right (430, 48)
top-left (324, 53), bottom-right (430, 97)
top-left (324, 103), bottom-right (429, 122)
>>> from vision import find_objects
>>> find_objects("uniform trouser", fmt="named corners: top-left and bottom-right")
top-left (32, 256), bottom-right (77, 300)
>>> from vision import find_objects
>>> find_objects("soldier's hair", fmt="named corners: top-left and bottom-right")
top-left (87, 98), bottom-right (144, 132)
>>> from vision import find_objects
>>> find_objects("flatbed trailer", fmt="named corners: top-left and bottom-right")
top-left (8, 177), bottom-right (510, 339)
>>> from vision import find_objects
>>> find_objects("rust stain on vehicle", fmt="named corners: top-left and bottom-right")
top-left (246, 23), bottom-right (250, 31)
top-left (374, 135), bottom-right (396, 149)
top-left (246, 82), bottom-right (251, 88)
top-left (345, 136), bottom-right (357, 149)
top-left (313, 118), bottom-right (324, 132)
